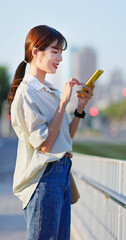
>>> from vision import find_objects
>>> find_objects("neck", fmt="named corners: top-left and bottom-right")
top-left (29, 62), bottom-right (46, 84)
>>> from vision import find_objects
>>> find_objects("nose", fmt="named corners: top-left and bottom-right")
top-left (57, 53), bottom-right (63, 62)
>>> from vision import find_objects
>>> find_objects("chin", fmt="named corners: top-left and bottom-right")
top-left (48, 69), bottom-right (56, 74)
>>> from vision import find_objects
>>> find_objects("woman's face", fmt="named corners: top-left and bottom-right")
top-left (38, 40), bottom-right (63, 74)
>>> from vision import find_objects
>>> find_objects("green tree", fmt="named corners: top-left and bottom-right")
top-left (101, 100), bottom-right (126, 120)
top-left (0, 66), bottom-right (10, 115)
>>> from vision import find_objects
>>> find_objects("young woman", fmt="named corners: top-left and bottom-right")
top-left (8, 25), bottom-right (95, 240)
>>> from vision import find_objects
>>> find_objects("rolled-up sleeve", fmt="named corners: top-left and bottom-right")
top-left (23, 95), bottom-right (49, 149)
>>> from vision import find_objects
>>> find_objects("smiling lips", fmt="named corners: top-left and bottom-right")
top-left (53, 63), bottom-right (59, 69)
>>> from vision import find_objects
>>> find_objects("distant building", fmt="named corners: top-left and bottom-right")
top-left (69, 46), bottom-right (97, 113)
top-left (108, 69), bottom-right (125, 103)
top-left (95, 69), bottom-right (126, 110)
top-left (79, 47), bottom-right (96, 83)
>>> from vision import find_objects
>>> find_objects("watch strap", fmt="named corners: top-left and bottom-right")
top-left (74, 108), bottom-right (86, 118)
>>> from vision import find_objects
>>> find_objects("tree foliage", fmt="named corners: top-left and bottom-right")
top-left (101, 99), bottom-right (126, 120)
top-left (0, 66), bottom-right (10, 115)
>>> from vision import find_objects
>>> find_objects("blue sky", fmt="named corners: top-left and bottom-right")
top-left (0, 0), bottom-right (126, 86)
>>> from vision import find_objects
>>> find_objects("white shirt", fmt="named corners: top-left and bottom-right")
top-left (11, 74), bottom-right (72, 209)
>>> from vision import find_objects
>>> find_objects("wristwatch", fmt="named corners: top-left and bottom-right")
top-left (74, 108), bottom-right (86, 118)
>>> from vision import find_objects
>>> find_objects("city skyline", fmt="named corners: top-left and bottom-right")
top-left (0, 0), bottom-right (126, 87)
top-left (69, 46), bottom-right (126, 112)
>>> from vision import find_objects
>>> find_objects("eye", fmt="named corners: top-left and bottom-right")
top-left (52, 51), bottom-right (58, 54)
top-left (52, 49), bottom-right (62, 54)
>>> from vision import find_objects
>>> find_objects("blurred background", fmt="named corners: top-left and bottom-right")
top-left (0, 1), bottom-right (126, 239)
top-left (0, 0), bottom-right (126, 159)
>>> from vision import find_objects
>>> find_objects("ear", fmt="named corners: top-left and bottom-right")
top-left (32, 48), bottom-right (39, 58)
top-left (32, 48), bottom-right (41, 63)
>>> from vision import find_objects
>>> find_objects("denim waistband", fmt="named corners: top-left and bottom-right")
top-left (56, 152), bottom-right (72, 165)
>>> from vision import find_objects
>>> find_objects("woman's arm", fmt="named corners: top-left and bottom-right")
top-left (39, 100), bottom-right (67, 153)
top-left (69, 82), bottom-right (95, 139)
top-left (69, 108), bottom-right (84, 139)
top-left (39, 78), bottom-right (80, 153)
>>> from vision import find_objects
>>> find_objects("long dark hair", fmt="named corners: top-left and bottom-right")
top-left (7, 25), bottom-right (67, 106)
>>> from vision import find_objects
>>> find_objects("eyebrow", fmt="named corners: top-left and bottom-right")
top-left (51, 46), bottom-right (59, 50)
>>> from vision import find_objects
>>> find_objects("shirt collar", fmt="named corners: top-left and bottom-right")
top-left (23, 74), bottom-right (58, 93)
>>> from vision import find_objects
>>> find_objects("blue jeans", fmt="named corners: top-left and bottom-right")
top-left (23, 154), bottom-right (72, 240)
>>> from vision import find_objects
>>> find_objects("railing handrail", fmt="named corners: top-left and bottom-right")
top-left (72, 169), bottom-right (126, 209)
top-left (73, 152), bottom-right (126, 164)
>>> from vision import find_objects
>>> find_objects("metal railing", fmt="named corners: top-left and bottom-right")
top-left (72, 170), bottom-right (126, 209)
top-left (71, 153), bottom-right (126, 240)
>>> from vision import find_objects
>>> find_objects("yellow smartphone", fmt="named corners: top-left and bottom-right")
top-left (78, 69), bottom-right (104, 96)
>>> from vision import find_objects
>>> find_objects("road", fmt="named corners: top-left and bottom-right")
top-left (0, 137), bottom-right (27, 240)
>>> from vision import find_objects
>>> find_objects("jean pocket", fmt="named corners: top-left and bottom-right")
top-left (41, 162), bottom-right (54, 179)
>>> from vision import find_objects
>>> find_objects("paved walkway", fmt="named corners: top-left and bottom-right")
top-left (0, 183), bottom-right (27, 240)
top-left (0, 137), bottom-right (27, 240)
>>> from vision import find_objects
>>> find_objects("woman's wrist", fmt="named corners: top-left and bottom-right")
top-left (59, 100), bottom-right (67, 113)
top-left (60, 98), bottom-right (68, 108)
top-left (74, 108), bottom-right (86, 119)
top-left (77, 105), bottom-right (86, 114)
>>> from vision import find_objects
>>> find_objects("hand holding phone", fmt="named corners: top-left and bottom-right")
top-left (78, 69), bottom-right (104, 96)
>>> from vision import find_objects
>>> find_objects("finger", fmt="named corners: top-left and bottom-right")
top-left (76, 95), bottom-right (92, 102)
top-left (69, 78), bottom-right (83, 86)
top-left (76, 95), bottom-right (91, 101)
top-left (69, 81), bottom-right (81, 88)
top-left (91, 81), bottom-right (95, 90)
top-left (76, 90), bottom-right (93, 97)
top-left (69, 78), bottom-right (79, 83)
top-left (79, 83), bottom-right (86, 87)
top-left (75, 94), bottom-right (86, 100)
top-left (69, 81), bottom-right (78, 86)
top-left (80, 84), bottom-right (93, 94)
